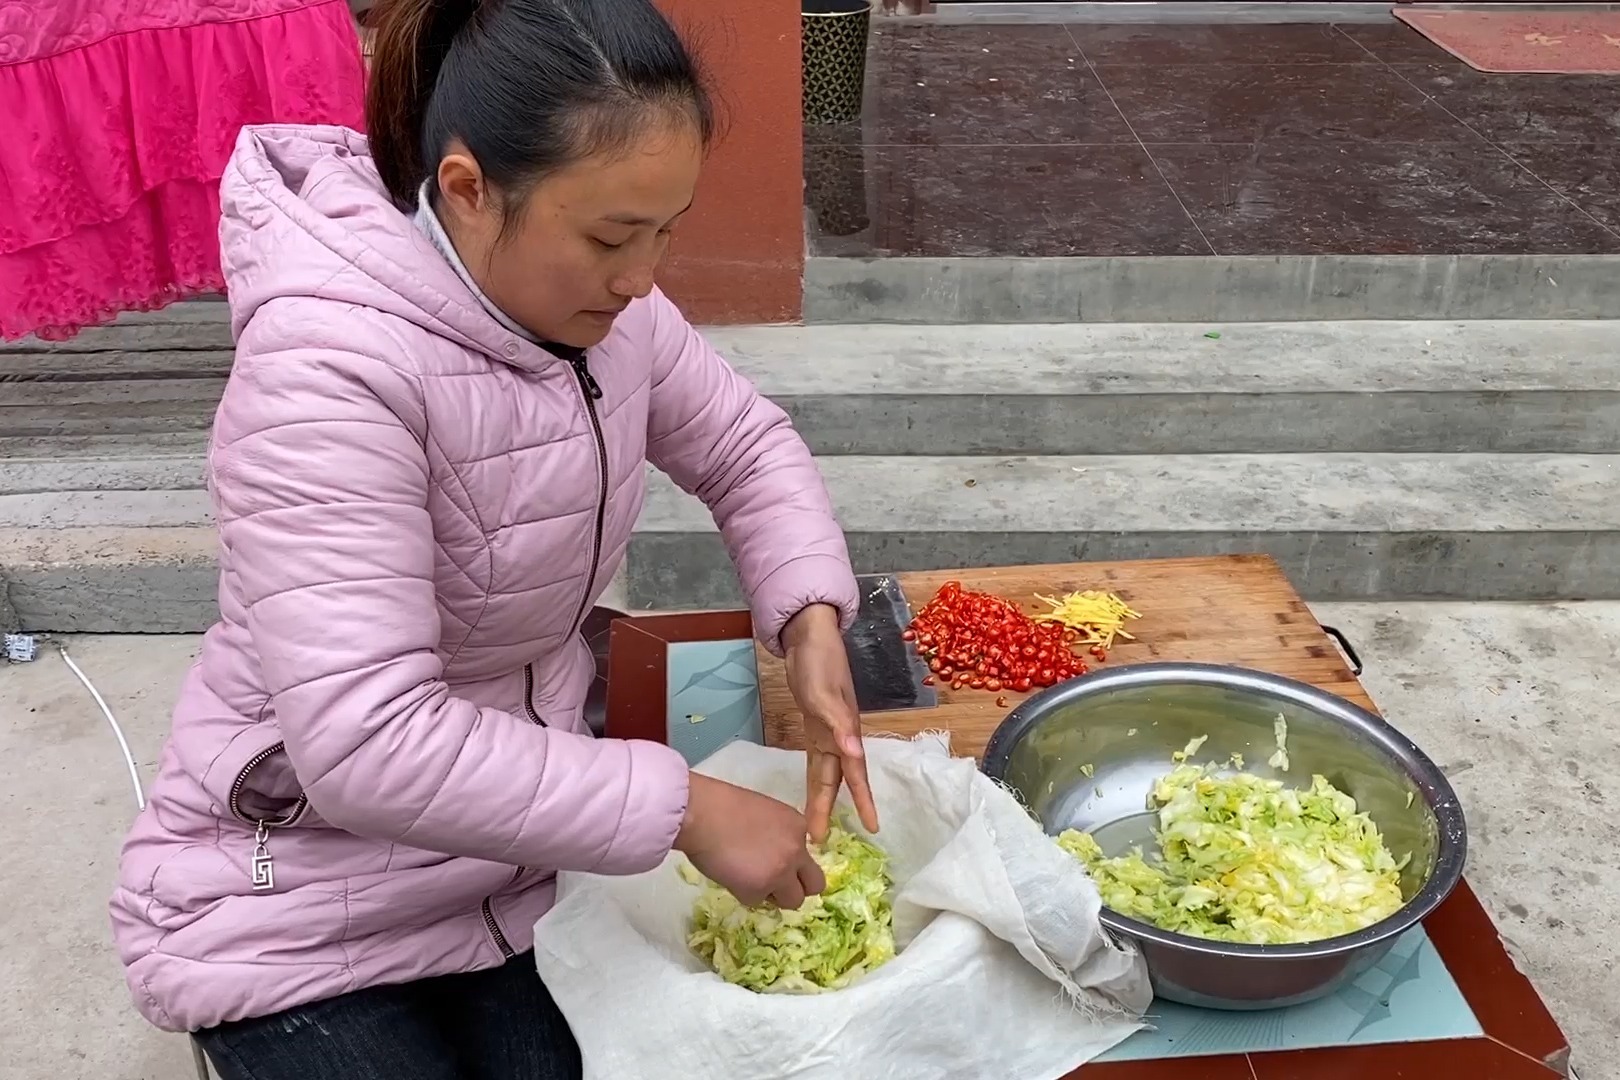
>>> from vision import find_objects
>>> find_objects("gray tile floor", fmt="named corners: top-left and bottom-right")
top-left (3, 605), bottom-right (1614, 1079)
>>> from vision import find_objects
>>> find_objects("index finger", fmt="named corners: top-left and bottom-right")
top-left (837, 736), bottom-right (880, 835)
top-left (805, 749), bottom-right (840, 845)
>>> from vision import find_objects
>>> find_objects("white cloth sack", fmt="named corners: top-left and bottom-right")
top-left (533, 734), bottom-right (1152, 1080)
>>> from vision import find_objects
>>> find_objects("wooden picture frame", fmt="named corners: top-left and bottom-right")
top-left (604, 611), bottom-right (760, 762)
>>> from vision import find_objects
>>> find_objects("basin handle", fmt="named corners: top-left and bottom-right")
top-left (1318, 624), bottom-right (1364, 677)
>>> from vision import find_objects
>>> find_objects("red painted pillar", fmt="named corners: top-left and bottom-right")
top-left (655, 0), bottom-right (805, 324)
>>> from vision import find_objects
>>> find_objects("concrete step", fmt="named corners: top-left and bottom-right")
top-left (627, 453), bottom-right (1620, 610)
top-left (0, 298), bottom-right (231, 354)
top-left (5, 319), bottom-right (1619, 454)
top-left (5, 451), bottom-right (1617, 631)
top-left (0, 526), bottom-right (217, 635)
top-left (721, 320), bottom-right (1620, 454)
top-left (804, 254), bottom-right (1620, 324)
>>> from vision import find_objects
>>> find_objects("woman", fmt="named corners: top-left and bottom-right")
top-left (110, 1), bottom-right (878, 1076)
top-left (0, 0), bottom-right (366, 340)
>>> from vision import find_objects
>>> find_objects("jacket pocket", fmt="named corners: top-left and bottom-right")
top-left (226, 742), bottom-right (309, 893)
top-left (227, 741), bottom-right (309, 829)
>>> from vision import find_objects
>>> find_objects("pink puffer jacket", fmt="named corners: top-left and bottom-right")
top-left (109, 125), bottom-right (858, 1033)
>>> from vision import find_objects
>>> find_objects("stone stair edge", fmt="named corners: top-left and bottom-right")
top-left (802, 253), bottom-right (1620, 324)
top-left (5, 449), bottom-right (1619, 532)
top-left (7, 306), bottom-right (1620, 392)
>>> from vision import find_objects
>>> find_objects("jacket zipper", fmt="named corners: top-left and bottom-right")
top-left (481, 351), bottom-right (607, 952)
top-left (521, 663), bottom-right (545, 726)
top-left (227, 742), bottom-right (309, 893)
top-left (568, 352), bottom-right (609, 636)
top-left (482, 896), bottom-right (516, 958)
top-left (480, 662), bottom-right (547, 957)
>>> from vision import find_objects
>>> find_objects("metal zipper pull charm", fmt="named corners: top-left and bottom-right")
top-left (251, 821), bottom-right (275, 891)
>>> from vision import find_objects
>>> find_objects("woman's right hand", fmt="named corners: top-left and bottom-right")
top-left (674, 773), bottom-right (826, 909)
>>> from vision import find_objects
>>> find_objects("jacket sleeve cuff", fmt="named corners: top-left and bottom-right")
top-left (593, 739), bottom-right (691, 875)
top-left (750, 553), bottom-right (861, 657)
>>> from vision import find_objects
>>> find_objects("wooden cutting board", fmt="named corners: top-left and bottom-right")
top-left (757, 554), bottom-right (1370, 759)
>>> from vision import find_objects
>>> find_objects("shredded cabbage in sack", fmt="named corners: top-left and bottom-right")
top-left (681, 826), bottom-right (896, 993)
top-left (1057, 751), bottom-right (1407, 945)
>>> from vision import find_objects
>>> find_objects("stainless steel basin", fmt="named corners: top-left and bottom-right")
top-left (981, 662), bottom-right (1467, 1011)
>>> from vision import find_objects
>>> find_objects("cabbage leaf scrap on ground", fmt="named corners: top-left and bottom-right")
top-left (681, 826), bottom-right (896, 993)
top-left (1057, 750), bottom-right (1406, 945)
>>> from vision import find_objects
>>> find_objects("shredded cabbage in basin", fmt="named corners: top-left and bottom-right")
top-left (681, 826), bottom-right (896, 993)
top-left (1057, 754), bottom-right (1407, 945)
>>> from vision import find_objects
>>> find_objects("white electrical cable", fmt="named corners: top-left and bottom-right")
top-left (59, 647), bottom-right (146, 811)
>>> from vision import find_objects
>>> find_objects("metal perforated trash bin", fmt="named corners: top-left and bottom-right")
top-left (802, 0), bottom-right (871, 125)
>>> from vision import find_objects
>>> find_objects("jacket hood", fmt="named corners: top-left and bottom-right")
top-left (218, 125), bottom-right (514, 363)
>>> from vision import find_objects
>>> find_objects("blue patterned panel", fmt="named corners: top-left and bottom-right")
top-left (665, 639), bottom-right (764, 766)
top-left (1098, 927), bottom-right (1482, 1062)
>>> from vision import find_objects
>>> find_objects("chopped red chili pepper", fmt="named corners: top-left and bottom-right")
top-left (904, 580), bottom-right (1088, 695)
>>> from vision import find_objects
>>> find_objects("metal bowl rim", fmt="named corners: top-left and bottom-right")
top-left (981, 661), bottom-right (1468, 959)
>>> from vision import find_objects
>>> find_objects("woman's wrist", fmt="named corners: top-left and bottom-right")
top-left (674, 772), bottom-right (704, 854)
top-left (781, 603), bottom-right (840, 651)
top-left (675, 772), bottom-right (720, 855)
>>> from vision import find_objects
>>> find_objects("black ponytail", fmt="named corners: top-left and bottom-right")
top-left (363, 0), bottom-right (714, 212)
top-left (365, 0), bottom-right (478, 207)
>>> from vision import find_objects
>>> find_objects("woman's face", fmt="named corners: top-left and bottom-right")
top-left (435, 117), bottom-right (704, 348)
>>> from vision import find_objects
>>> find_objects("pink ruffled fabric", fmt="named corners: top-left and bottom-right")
top-left (0, 0), bottom-right (366, 340)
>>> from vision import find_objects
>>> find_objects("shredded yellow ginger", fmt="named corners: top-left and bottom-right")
top-left (1032, 590), bottom-right (1142, 648)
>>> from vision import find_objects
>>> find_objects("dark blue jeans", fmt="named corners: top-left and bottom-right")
top-left (194, 953), bottom-right (581, 1080)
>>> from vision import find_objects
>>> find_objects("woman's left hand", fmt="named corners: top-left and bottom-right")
top-left (782, 604), bottom-right (880, 843)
